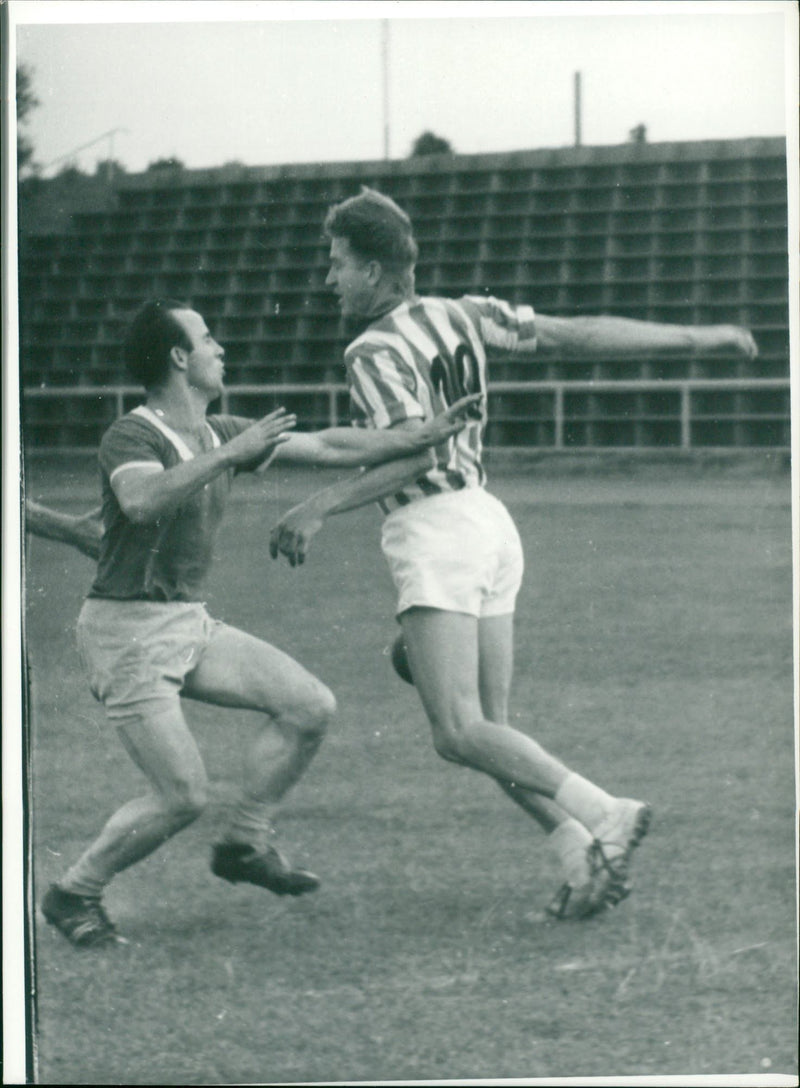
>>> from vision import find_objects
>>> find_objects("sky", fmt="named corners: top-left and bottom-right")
top-left (9, 0), bottom-right (796, 177)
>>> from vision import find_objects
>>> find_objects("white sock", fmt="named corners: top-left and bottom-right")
top-left (548, 818), bottom-right (593, 884)
top-left (554, 773), bottom-right (616, 832)
top-left (59, 857), bottom-right (109, 900)
top-left (222, 798), bottom-right (276, 853)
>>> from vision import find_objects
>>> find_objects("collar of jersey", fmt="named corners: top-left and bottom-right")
top-left (345, 295), bottom-right (416, 336)
top-left (132, 405), bottom-right (220, 462)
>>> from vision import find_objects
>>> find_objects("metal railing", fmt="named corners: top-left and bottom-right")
top-left (489, 378), bottom-right (790, 449)
top-left (22, 377), bottom-right (791, 451)
top-left (23, 383), bottom-right (345, 427)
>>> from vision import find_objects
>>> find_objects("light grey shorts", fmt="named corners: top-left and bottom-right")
top-left (380, 487), bottom-right (525, 618)
top-left (76, 598), bottom-right (221, 719)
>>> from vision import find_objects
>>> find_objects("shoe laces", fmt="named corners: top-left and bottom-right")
top-left (71, 897), bottom-right (116, 938)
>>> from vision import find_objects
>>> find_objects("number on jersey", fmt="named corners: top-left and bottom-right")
top-left (430, 345), bottom-right (484, 417)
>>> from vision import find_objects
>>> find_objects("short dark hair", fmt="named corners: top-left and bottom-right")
top-left (123, 299), bottom-right (193, 389)
top-left (323, 187), bottom-right (418, 276)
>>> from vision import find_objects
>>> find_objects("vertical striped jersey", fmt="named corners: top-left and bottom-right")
top-left (345, 294), bottom-right (537, 512)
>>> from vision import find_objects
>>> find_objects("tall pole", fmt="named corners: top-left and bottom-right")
top-left (574, 71), bottom-right (582, 147)
top-left (382, 20), bottom-right (390, 160)
top-left (42, 127), bottom-right (128, 176)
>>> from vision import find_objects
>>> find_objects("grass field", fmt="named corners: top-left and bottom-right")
top-left (21, 455), bottom-right (797, 1084)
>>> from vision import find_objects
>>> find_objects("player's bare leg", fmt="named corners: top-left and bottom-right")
top-left (401, 607), bottom-right (650, 906)
top-left (402, 607), bottom-right (580, 790)
top-left (476, 613), bottom-right (619, 917)
top-left (42, 702), bottom-right (209, 946)
top-left (63, 703), bottom-right (209, 892)
top-left (183, 624), bottom-right (335, 894)
top-left (477, 614), bottom-right (565, 826)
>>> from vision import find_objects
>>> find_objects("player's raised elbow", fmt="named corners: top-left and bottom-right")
top-left (122, 503), bottom-right (157, 525)
top-left (112, 466), bottom-right (167, 524)
top-left (116, 489), bottom-right (161, 525)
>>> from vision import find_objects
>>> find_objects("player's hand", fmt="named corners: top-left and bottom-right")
top-left (269, 503), bottom-right (324, 567)
top-left (417, 393), bottom-right (484, 446)
top-left (224, 408), bottom-right (297, 466)
top-left (698, 325), bottom-right (758, 359)
top-left (443, 392), bottom-right (484, 421)
top-left (725, 326), bottom-right (758, 360)
top-left (69, 506), bottom-right (104, 559)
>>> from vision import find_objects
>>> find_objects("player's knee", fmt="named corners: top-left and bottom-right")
top-left (290, 681), bottom-right (336, 742)
top-left (308, 682), bottom-right (336, 736)
top-left (164, 775), bottom-right (209, 826)
top-left (432, 732), bottom-right (464, 764)
top-left (430, 714), bottom-right (482, 766)
top-left (430, 721), bottom-right (470, 765)
top-left (318, 680), bottom-right (338, 719)
top-left (416, 680), bottom-right (484, 762)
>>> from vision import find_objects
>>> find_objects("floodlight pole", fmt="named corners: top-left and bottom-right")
top-left (43, 127), bottom-right (128, 176)
top-left (574, 71), bottom-right (582, 147)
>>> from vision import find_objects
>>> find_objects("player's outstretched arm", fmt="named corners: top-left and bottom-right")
top-left (25, 500), bottom-right (103, 560)
top-left (271, 393), bottom-right (482, 468)
top-left (269, 448), bottom-right (435, 567)
top-left (534, 313), bottom-right (758, 358)
top-left (115, 408), bottom-right (296, 523)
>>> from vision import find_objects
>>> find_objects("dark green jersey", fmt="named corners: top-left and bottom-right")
top-left (89, 408), bottom-right (253, 602)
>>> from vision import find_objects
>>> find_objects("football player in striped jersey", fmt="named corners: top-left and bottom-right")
top-left (270, 187), bottom-right (758, 919)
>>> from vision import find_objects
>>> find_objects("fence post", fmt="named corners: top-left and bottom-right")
top-left (681, 384), bottom-right (691, 450)
top-left (554, 385), bottom-right (564, 449)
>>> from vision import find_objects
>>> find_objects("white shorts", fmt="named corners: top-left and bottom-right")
top-left (380, 487), bottom-right (524, 618)
top-left (76, 598), bottom-right (221, 719)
